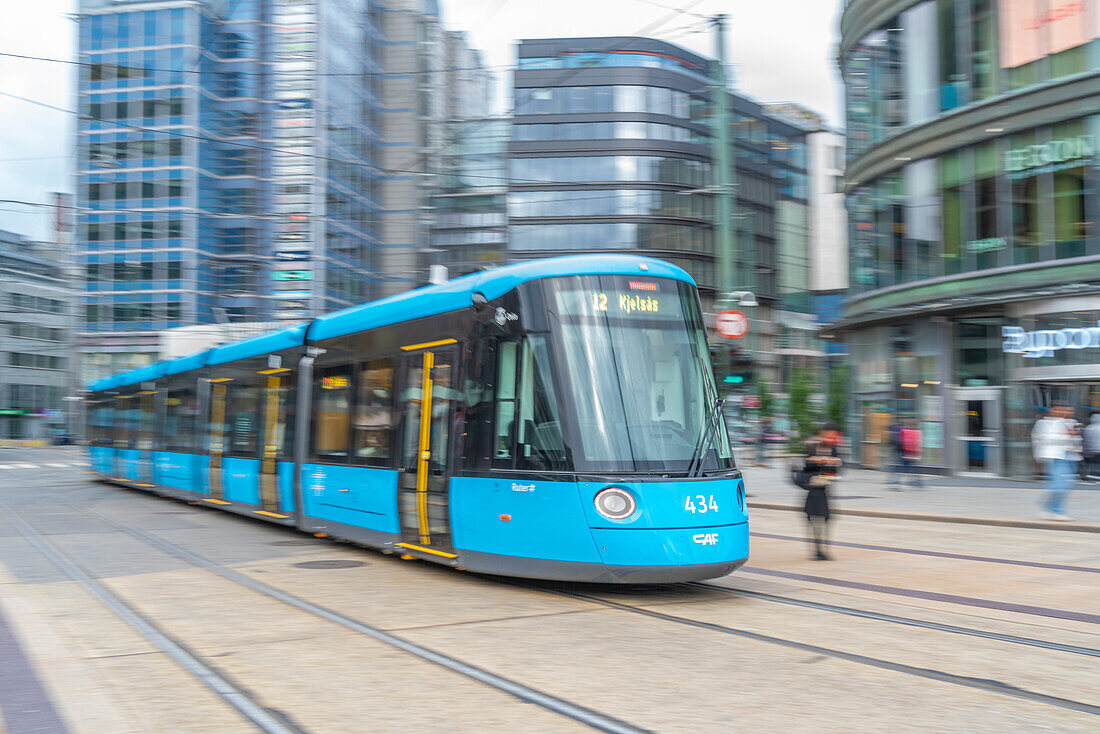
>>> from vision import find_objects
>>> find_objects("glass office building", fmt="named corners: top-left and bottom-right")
top-left (76, 0), bottom-right (383, 382)
top-left (509, 38), bottom-right (719, 290)
top-left (507, 37), bottom-right (816, 388)
top-left (838, 0), bottom-right (1100, 476)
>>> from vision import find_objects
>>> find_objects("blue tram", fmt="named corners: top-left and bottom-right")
top-left (86, 255), bottom-right (749, 582)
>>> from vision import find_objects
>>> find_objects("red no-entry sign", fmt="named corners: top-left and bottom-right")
top-left (715, 310), bottom-right (749, 339)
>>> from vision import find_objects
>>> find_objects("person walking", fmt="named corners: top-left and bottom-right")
top-left (1082, 413), bottom-right (1100, 482)
top-left (899, 421), bottom-right (925, 490)
top-left (885, 416), bottom-right (905, 490)
top-left (756, 418), bottom-right (771, 467)
top-left (1032, 405), bottom-right (1080, 521)
top-left (796, 427), bottom-right (841, 561)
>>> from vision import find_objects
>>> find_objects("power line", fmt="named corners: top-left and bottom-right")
top-left (0, 51), bottom-right (511, 79)
top-left (1, 88), bottom-right (732, 189)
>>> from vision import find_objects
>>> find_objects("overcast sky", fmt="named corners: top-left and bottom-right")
top-left (0, 0), bottom-right (843, 241)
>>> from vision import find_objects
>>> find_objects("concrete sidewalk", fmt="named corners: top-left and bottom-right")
top-left (740, 463), bottom-right (1100, 530)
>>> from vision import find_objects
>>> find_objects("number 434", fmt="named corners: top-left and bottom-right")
top-left (684, 494), bottom-right (719, 513)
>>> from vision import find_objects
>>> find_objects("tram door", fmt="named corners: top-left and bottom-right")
top-left (397, 345), bottom-right (457, 554)
top-left (258, 374), bottom-right (286, 514)
top-left (207, 380), bottom-right (229, 498)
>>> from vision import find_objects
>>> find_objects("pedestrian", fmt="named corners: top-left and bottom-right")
top-left (899, 420), bottom-right (925, 490)
top-left (795, 427), bottom-right (841, 561)
top-left (885, 415), bottom-right (905, 490)
top-left (756, 418), bottom-right (771, 467)
top-left (1082, 413), bottom-right (1100, 482)
top-left (1031, 404), bottom-right (1080, 521)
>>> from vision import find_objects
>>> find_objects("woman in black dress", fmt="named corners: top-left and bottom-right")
top-left (800, 428), bottom-right (841, 560)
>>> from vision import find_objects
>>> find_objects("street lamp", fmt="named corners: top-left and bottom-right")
top-left (717, 290), bottom-right (758, 309)
top-left (728, 290), bottom-right (758, 307)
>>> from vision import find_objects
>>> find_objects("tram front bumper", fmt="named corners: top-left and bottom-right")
top-left (589, 521), bottom-right (749, 576)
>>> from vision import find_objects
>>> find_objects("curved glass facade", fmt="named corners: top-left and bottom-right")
top-left (841, 0), bottom-right (1100, 477)
top-left (845, 0), bottom-right (1100, 159)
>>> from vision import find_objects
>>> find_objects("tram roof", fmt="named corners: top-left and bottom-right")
top-left (206, 322), bottom-right (309, 367)
top-left (308, 255), bottom-right (694, 342)
top-left (88, 255), bottom-right (693, 392)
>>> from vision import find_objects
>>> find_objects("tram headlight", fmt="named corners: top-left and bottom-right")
top-left (594, 487), bottom-right (636, 520)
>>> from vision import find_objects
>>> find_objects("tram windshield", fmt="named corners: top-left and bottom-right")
top-left (545, 274), bottom-right (733, 474)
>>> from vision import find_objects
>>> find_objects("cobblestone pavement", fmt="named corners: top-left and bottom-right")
top-left (0, 448), bottom-right (1097, 732)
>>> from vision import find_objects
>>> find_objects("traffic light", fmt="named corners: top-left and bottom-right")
top-left (727, 349), bottom-right (753, 386)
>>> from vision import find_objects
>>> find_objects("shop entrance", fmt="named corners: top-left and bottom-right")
top-left (952, 388), bottom-right (1002, 475)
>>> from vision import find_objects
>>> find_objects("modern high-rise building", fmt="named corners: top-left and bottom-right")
top-left (0, 229), bottom-right (73, 441)
top-left (504, 36), bottom-right (827, 389)
top-left (837, 0), bottom-right (1100, 476)
top-left (373, 2), bottom-right (495, 296)
top-left (508, 37), bottom-right (718, 289)
top-left (75, 0), bottom-right (490, 382)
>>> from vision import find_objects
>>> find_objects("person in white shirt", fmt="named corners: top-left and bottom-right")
top-left (1031, 405), bottom-right (1080, 521)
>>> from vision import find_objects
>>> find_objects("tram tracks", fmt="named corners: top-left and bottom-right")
top-left (4, 497), bottom-right (651, 734)
top-left (528, 583), bottom-right (1100, 717)
top-left (11, 477), bottom-right (1100, 725)
top-left (689, 582), bottom-right (1100, 658)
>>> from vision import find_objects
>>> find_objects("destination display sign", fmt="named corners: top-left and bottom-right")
top-left (552, 277), bottom-right (683, 320)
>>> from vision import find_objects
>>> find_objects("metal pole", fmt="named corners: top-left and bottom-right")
top-left (711, 14), bottom-right (737, 297)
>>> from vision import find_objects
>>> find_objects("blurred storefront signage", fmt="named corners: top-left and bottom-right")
top-left (277, 99), bottom-right (312, 109)
top-left (999, 0), bottom-right (1095, 69)
top-left (1002, 321), bottom-right (1100, 358)
top-left (272, 270), bottom-right (313, 281)
top-left (0, 409), bottom-right (29, 416)
top-left (274, 250), bottom-right (311, 261)
top-left (1004, 135), bottom-right (1094, 178)
top-left (966, 237), bottom-right (1007, 254)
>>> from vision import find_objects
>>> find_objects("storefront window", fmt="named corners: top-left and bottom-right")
top-left (1008, 130), bottom-right (1043, 264)
top-left (971, 0), bottom-right (997, 101)
top-left (905, 159), bottom-right (941, 279)
top-left (956, 319), bottom-right (1003, 386)
top-left (940, 151), bottom-right (964, 274)
top-left (938, 0), bottom-right (968, 110)
top-left (972, 141), bottom-right (1002, 270)
top-left (1051, 120), bottom-right (1090, 259)
top-left (903, 1), bottom-right (940, 125)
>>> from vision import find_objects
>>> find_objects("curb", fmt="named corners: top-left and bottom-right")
top-left (747, 501), bottom-right (1100, 533)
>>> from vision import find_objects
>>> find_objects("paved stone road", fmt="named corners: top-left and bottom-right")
top-left (0, 447), bottom-right (1096, 732)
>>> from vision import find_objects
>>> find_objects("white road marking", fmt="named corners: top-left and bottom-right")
top-left (14, 464), bottom-right (38, 469)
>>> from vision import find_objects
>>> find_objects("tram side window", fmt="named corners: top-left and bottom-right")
top-left (313, 365), bottom-right (351, 460)
top-left (494, 342), bottom-right (518, 463)
top-left (492, 338), bottom-right (568, 471)
top-left (352, 358), bottom-right (394, 467)
top-left (225, 382), bottom-right (260, 457)
top-left (90, 401), bottom-right (114, 447)
top-left (163, 388), bottom-right (197, 452)
top-left (516, 337), bottom-right (567, 471)
top-left (137, 393), bottom-right (156, 451)
top-left (115, 398), bottom-right (132, 449)
top-left (461, 340), bottom-right (497, 470)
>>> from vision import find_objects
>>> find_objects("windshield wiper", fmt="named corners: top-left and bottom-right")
top-left (687, 397), bottom-right (724, 478)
